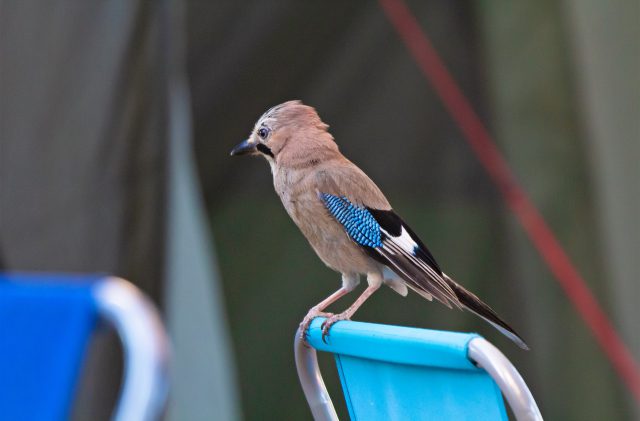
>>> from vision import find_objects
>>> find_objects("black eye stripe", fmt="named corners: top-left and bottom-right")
top-left (256, 143), bottom-right (274, 158)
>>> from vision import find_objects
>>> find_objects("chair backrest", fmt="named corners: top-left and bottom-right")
top-left (0, 273), bottom-right (169, 421)
top-left (297, 318), bottom-right (541, 421)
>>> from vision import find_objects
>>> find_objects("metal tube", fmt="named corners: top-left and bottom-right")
top-left (294, 328), bottom-right (339, 421)
top-left (468, 337), bottom-right (543, 421)
top-left (94, 277), bottom-right (171, 421)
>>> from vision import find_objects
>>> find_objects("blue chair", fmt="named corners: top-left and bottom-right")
top-left (296, 318), bottom-right (541, 421)
top-left (0, 273), bottom-right (170, 421)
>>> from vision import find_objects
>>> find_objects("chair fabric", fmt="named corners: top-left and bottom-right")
top-left (0, 273), bottom-right (102, 421)
top-left (307, 318), bottom-right (508, 421)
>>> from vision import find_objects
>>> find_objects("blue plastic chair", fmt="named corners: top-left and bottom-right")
top-left (296, 318), bottom-right (541, 421)
top-left (0, 273), bottom-right (170, 421)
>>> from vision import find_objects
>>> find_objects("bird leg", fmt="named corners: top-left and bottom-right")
top-left (321, 283), bottom-right (380, 342)
top-left (299, 287), bottom-right (350, 343)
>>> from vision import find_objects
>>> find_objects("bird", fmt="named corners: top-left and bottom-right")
top-left (230, 100), bottom-right (528, 350)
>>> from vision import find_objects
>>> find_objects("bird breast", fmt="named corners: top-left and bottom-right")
top-left (272, 166), bottom-right (378, 274)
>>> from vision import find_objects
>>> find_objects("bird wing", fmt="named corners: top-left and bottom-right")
top-left (318, 191), bottom-right (461, 308)
top-left (315, 164), bottom-right (528, 349)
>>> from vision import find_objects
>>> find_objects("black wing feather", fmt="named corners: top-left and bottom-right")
top-left (363, 208), bottom-right (460, 309)
top-left (363, 208), bottom-right (529, 349)
top-left (367, 208), bottom-right (442, 275)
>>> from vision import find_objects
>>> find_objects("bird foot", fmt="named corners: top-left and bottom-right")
top-left (321, 313), bottom-right (351, 343)
top-left (299, 308), bottom-right (334, 346)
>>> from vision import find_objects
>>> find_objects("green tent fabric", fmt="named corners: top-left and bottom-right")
top-left (163, 1), bottom-right (240, 419)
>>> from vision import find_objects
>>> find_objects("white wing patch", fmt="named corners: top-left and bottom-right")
top-left (395, 226), bottom-right (418, 254)
top-left (378, 225), bottom-right (460, 308)
top-left (380, 226), bottom-right (418, 254)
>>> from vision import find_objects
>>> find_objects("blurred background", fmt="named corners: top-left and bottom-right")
top-left (1, 0), bottom-right (638, 420)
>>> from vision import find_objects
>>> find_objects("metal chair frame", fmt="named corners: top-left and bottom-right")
top-left (94, 277), bottom-right (170, 421)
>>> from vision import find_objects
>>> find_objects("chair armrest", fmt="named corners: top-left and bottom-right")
top-left (94, 277), bottom-right (170, 421)
top-left (468, 338), bottom-right (542, 421)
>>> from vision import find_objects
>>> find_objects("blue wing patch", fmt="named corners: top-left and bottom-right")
top-left (319, 193), bottom-right (382, 248)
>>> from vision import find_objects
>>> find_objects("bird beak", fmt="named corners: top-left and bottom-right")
top-left (230, 139), bottom-right (257, 156)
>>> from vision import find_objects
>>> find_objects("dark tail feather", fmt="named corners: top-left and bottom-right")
top-left (444, 275), bottom-right (529, 350)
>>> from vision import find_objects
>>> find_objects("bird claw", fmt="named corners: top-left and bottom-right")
top-left (320, 313), bottom-right (350, 343)
top-left (299, 309), bottom-right (333, 346)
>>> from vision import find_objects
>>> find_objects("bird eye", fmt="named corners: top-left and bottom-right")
top-left (257, 127), bottom-right (270, 139)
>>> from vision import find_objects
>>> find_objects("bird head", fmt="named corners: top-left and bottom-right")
top-left (230, 100), bottom-right (337, 167)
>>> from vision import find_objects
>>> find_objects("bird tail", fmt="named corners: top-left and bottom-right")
top-left (443, 274), bottom-right (529, 350)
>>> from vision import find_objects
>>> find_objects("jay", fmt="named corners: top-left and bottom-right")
top-left (231, 100), bottom-right (528, 349)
